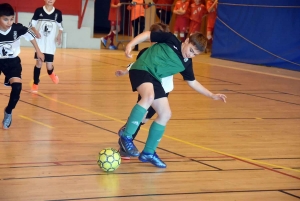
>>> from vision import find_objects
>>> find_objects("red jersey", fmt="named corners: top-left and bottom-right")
top-left (207, 0), bottom-right (217, 27)
top-left (108, 0), bottom-right (121, 21)
top-left (153, 0), bottom-right (174, 11)
top-left (174, 0), bottom-right (190, 19)
top-left (190, 3), bottom-right (207, 23)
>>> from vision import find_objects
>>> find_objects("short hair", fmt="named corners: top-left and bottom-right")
top-left (189, 33), bottom-right (207, 52)
top-left (0, 3), bottom-right (15, 17)
top-left (150, 22), bottom-right (170, 33)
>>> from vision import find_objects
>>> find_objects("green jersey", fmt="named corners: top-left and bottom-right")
top-left (130, 43), bottom-right (185, 82)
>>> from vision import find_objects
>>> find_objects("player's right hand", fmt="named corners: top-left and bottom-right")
top-left (35, 32), bottom-right (41, 39)
top-left (125, 45), bottom-right (133, 58)
top-left (37, 52), bottom-right (44, 62)
top-left (115, 70), bottom-right (128, 77)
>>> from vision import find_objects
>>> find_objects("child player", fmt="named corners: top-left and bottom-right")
top-left (206, 0), bottom-right (218, 51)
top-left (101, 0), bottom-right (121, 50)
top-left (30, 0), bottom-right (63, 93)
top-left (189, 0), bottom-right (207, 35)
top-left (173, 0), bottom-right (190, 42)
top-left (118, 29), bottom-right (227, 168)
top-left (115, 22), bottom-right (173, 160)
top-left (0, 3), bottom-right (44, 129)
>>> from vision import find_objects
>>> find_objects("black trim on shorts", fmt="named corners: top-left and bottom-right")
top-left (34, 53), bottom-right (54, 62)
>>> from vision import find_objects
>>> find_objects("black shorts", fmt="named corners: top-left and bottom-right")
top-left (129, 69), bottom-right (167, 100)
top-left (34, 53), bottom-right (54, 62)
top-left (0, 57), bottom-right (22, 86)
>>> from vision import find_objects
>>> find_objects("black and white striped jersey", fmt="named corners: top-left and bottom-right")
top-left (0, 23), bottom-right (35, 59)
top-left (30, 6), bottom-right (63, 55)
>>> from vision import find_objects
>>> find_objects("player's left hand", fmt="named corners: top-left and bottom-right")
top-left (56, 36), bottom-right (62, 45)
top-left (211, 94), bottom-right (227, 103)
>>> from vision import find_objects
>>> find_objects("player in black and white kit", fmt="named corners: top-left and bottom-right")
top-left (0, 3), bottom-right (44, 129)
top-left (30, 0), bottom-right (63, 93)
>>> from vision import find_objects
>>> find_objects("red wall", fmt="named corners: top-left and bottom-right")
top-left (0, 0), bottom-right (81, 16)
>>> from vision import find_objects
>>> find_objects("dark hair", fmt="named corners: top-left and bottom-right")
top-left (0, 3), bottom-right (15, 17)
top-left (189, 33), bottom-right (207, 52)
top-left (150, 22), bottom-right (170, 33)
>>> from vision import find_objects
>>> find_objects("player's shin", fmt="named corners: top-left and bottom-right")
top-left (123, 104), bottom-right (147, 137)
top-left (143, 121), bottom-right (165, 154)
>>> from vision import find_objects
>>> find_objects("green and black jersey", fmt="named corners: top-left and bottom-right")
top-left (130, 32), bottom-right (195, 82)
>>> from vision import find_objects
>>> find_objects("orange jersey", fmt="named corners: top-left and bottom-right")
top-left (153, 0), bottom-right (174, 11)
top-left (108, 0), bottom-right (121, 21)
top-left (174, 0), bottom-right (190, 19)
top-left (207, 0), bottom-right (217, 27)
top-left (127, 0), bottom-right (148, 21)
top-left (190, 3), bottom-right (207, 23)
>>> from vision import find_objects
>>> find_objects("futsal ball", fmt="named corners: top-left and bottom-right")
top-left (97, 148), bottom-right (121, 172)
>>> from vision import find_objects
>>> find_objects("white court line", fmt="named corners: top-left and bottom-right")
top-left (196, 61), bottom-right (300, 81)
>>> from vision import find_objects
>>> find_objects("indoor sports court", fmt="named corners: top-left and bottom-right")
top-left (0, 0), bottom-right (299, 200)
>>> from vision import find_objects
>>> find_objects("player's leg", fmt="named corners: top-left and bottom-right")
top-left (45, 54), bottom-right (59, 84)
top-left (165, 10), bottom-right (172, 25)
top-left (174, 18), bottom-right (179, 38)
top-left (138, 97), bottom-right (171, 168)
top-left (155, 8), bottom-right (162, 22)
top-left (2, 57), bottom-right (22, 129)
top-left (31, 53), bottom-right (43, 92)
top-left (206, 29), bottom-right (213, 52)
top-left (100, 22), bottom-right (115, 48)
top-left (119, 82), bottom-right (154, 156)
top-left (118, 93), bottom-right (153, 159)
top-left (108, 22), bottom-right (120, 50)
top-left (132, 17), bottom-right (143, 51)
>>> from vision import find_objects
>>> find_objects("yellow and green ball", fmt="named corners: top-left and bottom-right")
top-left (97, 148), bottom-right (121, 172)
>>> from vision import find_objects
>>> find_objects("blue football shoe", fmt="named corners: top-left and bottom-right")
top-left (118, 135), bottom-right (140, 157)
top-left (138, 151), bottom-right (166, 168)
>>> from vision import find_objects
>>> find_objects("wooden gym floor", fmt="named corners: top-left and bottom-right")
top-left (0, 47), bottom-right (299, 201)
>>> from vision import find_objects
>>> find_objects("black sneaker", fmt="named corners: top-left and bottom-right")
top-left (118, 135), bottom-right (139, 157)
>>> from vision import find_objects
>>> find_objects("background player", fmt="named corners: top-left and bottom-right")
top-left (30, 0), bottom-right (63, 93)
top-left (0, 3), bottom-right (44, 129)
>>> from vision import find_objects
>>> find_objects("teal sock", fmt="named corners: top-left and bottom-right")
top-left (123, 104), bottom-right (147, 137)
top-left (143, 122), bottom-right (165, 154)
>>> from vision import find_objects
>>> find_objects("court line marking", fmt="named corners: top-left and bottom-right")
top-left (32, 90), bottom-right (300, 174)
top-left (26, 59), bottom-right (300, 175)
top-left (195, 61), bottom-right (300, 81)
top-left (19, 115), bottom-right (54, 129)
top-left (72, 51), bottom-right (300, 81)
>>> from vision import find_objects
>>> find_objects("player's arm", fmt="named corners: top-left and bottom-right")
top-left (186, 80), bottom-right (226, 102)
top-left (55, 12), bottom-right (64, 45)
top-left (173, 5), bottom-right (183, 15)
top-left (111, 1), bottom-right (121, 7)
top-left (56, 29), bottom-right (63, 45)
top-left (30, 20), bottom-right (41, 39)
top-left (125, 31), bottom-right (151, 58)
top-left (30, 9), bottom-right (41, 38)
top-left (30, 39), bottom-right (44, 62)
top-left (180, 62), bottom-right (226, 102)
top-left (207, 0), bottom-right (218, 12)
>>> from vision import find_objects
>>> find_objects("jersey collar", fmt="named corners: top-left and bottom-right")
top-left (0, 26), bottom-right (12, 35)
top-left (43, 6), bottom-right (55, 15)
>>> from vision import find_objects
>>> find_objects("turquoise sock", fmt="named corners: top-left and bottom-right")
top-left (143, 122), bottom-right (165, 154)
top-left (123, 104), bottom-right (147, 137)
